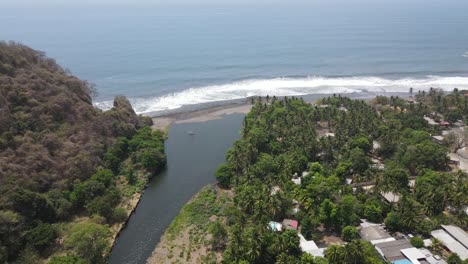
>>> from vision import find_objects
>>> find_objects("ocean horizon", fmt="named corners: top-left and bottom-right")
top-left (1, 1), bottom-right (468, 114)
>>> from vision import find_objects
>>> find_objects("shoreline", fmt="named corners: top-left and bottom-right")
top-left (108, 191), bottom-right (143, 258)
top-left (150, 102), bottom-right (253, 131)
top-left (149, 91), bottom-right (411, 131)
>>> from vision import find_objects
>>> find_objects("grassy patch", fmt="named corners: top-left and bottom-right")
top-left (166, 186), bottom-right (224, 240)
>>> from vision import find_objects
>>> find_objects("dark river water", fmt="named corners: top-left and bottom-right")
top-left (108, 114), bottom-right (244, 264)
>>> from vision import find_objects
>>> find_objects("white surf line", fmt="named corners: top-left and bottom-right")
top-left (94, 75), bottom-right (468, 114)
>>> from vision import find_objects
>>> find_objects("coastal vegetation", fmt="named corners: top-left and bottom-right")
top-left (0, 42), bottom-right (166, 263)
top-left (148, 186), bottom-right (233, 263)
top-left (175, 91), bottom-right (468, 263)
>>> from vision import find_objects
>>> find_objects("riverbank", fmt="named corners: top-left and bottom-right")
top-left (108, 113), bottom-right (245, 264)
top-left (109, 104), bottom-right (251, 255)
top-left (108, 185), bottom-right (144, 255)
top-left (146, 185), bottom-right (231, 264)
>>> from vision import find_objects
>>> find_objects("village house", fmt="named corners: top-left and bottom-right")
top-left (439, 121), bottom-right (451, 127)
top-left (381, 191), bottom-right (401, 204)
top-left (298, 233), bottom-right (324, 257)
top-left (282, 219), bottom-right (299, 230)
top-left (400, 247), bottom-right (447, 264)
top-left (374, 239), bottom-right (413, 263)
top-left (424, 116), bottom-right (439, 126)
top-left (431, 225), bottom-right (468, 260)
top-left (358, 221), bottom-right (394, 244)
top-left (268, 221), bottom-right (283, 232)
top-left (448, 153), bottom-right (461, 166)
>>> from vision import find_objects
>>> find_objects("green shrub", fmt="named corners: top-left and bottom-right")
top-left (69, 180), bottom-right (105, 208)
top-left (208, 220), bottom-right (227, 250)
top-left (410, 236), bottom-right (424, 248)
top-left (447, 253), bottom-right (463, 264)
top-left (65, 223), bottom-right (111, 264)
top-left (137, 148), bottom-right (165, 174)
top-left (25, 223), bottom-right (56, 252)
top-left (384, 212), bottom-right (401, 232)
top-left (341, 226), bottom-right (359, 242)
top-left (85, 188), bottom-right (121, 220)
top-left (10, 189), bottom-right (56, 222)
top-left (91, 169), bottom-right (114, 187)
top-left (112, 207), bottom-right (128, 223)
top-left (215, 163), bottom-right (233, 188)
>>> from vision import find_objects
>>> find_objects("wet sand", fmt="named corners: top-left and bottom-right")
top-left (151, 103), bottom-right (252, 131)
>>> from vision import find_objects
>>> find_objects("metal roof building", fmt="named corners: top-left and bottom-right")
top-left (374, 239), bottom-right (413, 262)
top-left (441, 225), bottom-right (468, 249)
top-left (298, 234), bottom-right (324, 257)
top-left (431, 229), bottom-right (468, 260)
top-left (359, 222), bottom-right (393, 243)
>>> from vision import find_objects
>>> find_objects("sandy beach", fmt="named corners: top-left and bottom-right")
top-left (151, 103), bottom-right (252, 131)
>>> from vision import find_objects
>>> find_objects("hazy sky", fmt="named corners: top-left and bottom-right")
top-left (2, 0), bottom-right (456, 8)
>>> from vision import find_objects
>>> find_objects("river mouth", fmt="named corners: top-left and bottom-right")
top-left (108, 114), bottom-right (244, 264)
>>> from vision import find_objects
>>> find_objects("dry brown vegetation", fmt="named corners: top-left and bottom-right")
top-left (0, 41), bottom-right (149, 195)
top-left (0, 41), bottom-right (155, 262)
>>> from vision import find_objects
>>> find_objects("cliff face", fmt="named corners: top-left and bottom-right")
top-left (0, 41), bottom-right (145, 202)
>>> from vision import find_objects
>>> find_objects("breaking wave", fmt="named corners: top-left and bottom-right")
top-left (463, 52), bottom-right (468, 58)
top-left (94, 75), bottom-right (468, 114)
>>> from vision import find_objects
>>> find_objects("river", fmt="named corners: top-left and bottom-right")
top-left (108, 114), bottom-right (244, 264)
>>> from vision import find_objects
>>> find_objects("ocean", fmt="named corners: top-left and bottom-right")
top-left (1, 1), bottom-right (468, 115)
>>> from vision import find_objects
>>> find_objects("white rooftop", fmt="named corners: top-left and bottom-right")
top-left (423, 239), bottom-right (432, 248)
top-left (419, 248), bottom-right (447, 264)
top-left (381, 191), bottom-right (400, 203)
top-left (269, 221), bottom-right (282, 232)
top-left (359, 221), bottom-right (392, 242)
top-left (431, 229), bottom-right (468, 260)
top-left (449, 153), bottom-right (461, 162)
top-left (441, 225), bottom-right (468, 249)
top-left (298, 233), bottom-right (324, 257)
top-left (424, 116), bottom-right (438, 125)
top-left (291, 178), bottom-right (301, 185)
top-left (371, 237), bottom-right (396, 245)
top-left (401, 247), bottom-right (426, 264)
top-left (373, 141), bottom-right (381, 150)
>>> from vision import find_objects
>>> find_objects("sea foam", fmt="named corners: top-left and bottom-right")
top-left (94, 76), bottom-right (468, 114)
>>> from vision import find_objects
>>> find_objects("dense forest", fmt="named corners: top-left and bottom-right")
top-left (210, 92), bottom-right (468, 263)
top-left (0, 42), bottom-right (166, 263)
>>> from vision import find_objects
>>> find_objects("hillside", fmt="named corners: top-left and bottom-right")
top-left (0, 42), bottom-right (165, 263)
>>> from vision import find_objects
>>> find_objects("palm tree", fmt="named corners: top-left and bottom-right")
top-left (325, 245), bottom-right (344, 264)
top-left (281, 230), bottom-right (300, 255)
top-left (243, 228), bottom-right (263, 262)
top-left (342, 242), bottom-right (362, 264)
